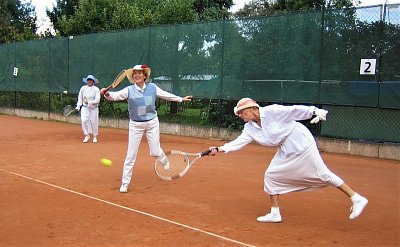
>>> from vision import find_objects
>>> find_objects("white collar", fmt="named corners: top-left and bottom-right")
top-left (134, 83), bottom-right (146, 92)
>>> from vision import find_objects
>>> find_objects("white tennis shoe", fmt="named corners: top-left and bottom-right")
top-left (349, 196), bottom-right (368, 220)
top-left (119, 183), bottom-right (129, 193)
top-left (83, 135), bottom-right (90, 143)
top-left (93, 136), bottom-right (97, 143)
top-left (256, 213), bottom-right (282, 223)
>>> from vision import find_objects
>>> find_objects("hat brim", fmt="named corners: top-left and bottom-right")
top-left (234, 102), bottom-right (259, 116)
top-left (83, 76), bottom-right (98, 85)
top-left (126, 67), bottom-right (151, 83)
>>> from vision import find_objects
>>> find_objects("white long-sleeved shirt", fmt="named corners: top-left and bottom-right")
top-left (76, 85), bottom-right (100, 109)
top-left (104, 83), bottom-right (183, 102)
top-left (221, 104), bottom-right (317, 157)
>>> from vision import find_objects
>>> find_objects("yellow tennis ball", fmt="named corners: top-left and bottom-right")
top-left (101, 158), bottom-right (112, 167)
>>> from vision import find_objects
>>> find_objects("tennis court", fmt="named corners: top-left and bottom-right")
top-left (0, 115), bottom-right (399, 246)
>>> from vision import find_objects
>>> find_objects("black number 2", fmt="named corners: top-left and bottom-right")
top-left (364, 62), bottom-right (372, 73)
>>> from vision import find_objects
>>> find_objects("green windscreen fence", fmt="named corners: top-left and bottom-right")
top-left (223, 12), bottom-right (322, 103)
top-left (149, 22), bottom-right (223, 98)
top-left (1, 5), bottom-right (399, 108)
top-left (380, 4), bottom-right (400, 109)
top-left (1, 4), bottom-right (399, 143)
top-left (68, 28), bottom-right (151, 93)
top-left (0, 43), bottom-right (15, 91)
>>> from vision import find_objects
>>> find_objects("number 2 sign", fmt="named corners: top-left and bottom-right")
top-left (360, 59), bottom-right (376, 75)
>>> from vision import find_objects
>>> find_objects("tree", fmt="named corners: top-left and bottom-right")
top-left (47, 0), bottom-right (80, 37)
top-left (234, 0), bottom-right (357, 18)
top-left (0, 0), bottom-right (37, 43)
top-left (47, 0), bottom-right (234, 36)
top-left (193, 0), bottom-right (233, 20)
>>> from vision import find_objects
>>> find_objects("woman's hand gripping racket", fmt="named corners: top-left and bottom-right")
top-left (154, 149), bottom-right (216, 181)
top-left (62, 105), bottom-right (77, 116)
top-left (100, 69), bottom-right (127, 96)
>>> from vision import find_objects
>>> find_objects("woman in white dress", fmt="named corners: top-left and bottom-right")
top-left (210, 98), bottom-right (368, 223)
top-left (75, 74), bottom-right (101, 143)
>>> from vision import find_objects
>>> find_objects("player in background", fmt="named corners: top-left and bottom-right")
top-left (76, 74), bottom-right (101, 143)
top-left (209, 98), bottom-right (368, 223)
top-left (100, 65), bottom-right (192, 193)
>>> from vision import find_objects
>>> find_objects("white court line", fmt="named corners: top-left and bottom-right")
top-left (0, 168), bottom-right (256, 247)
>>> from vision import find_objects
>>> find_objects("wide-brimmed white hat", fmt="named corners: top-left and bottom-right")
top-left (82, 74), bottom-right (97, 85)
top-left (126, 64), bottom-right (151, 83)
top-left (234, 98), bottom-right (259, 116)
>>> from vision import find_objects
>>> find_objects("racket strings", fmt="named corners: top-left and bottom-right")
top-left (155, 154), bottom-right (189, 179)
top-left (63, 105), bottom-right (74, 116)
top-left (112, 70), bottom-right (126, 88)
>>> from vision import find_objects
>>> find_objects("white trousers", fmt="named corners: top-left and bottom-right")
top-left (80, 106), bottom-right (99, 136)
top-left (121, 117), bottom-right (165, 184)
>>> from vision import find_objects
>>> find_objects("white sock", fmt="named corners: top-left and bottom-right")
top-left (351, 193), bottom-right (362, 202)
top-left (157, 152), bottom-right (167, 163)
top-left (271, 207), bottom-right (280, 214)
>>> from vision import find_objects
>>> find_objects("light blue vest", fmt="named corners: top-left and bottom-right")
top-left (127, 83), bottom-right (157, 122)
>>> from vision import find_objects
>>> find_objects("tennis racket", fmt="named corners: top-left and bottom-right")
top-left (101, 70), bottom-right (126, 95)
top-left (62, 105), bottom-right (77, 116)
top-left (154, 149), bottom-right (212, 181)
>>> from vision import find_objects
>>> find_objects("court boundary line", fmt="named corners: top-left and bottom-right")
top-left (0, 168), bottom-right (256, 247)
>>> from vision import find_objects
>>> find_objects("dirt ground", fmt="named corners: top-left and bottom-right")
top-left (0, 115), bottom-right (399, 247)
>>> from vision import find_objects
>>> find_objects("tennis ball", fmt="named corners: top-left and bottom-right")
top-left (101, 158), bottom-right (113, 167)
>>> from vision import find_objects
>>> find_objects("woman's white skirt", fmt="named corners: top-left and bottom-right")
top-left (264, 145), bottom-right (344, 195)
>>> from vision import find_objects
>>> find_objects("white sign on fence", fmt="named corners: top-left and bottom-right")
top-left (360, 59), bottom-right (376, 75)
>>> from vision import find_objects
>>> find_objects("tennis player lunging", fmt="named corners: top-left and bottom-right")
top-left (209, 98), bottom-right (368, 223)
top-left (100, 65), bottom-right (192, 193)
top-left (76, 74), bottom-right (101, 143)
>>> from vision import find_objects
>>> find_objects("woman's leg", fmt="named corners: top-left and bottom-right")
top-left (257, 194), bottom-right (282, 223)
top-left (270, 194), bottom-right (279, 207)
top-left (337, 183), bottom-right (368, 219)
top-left (90, 108), bottom-right (99, 141)
top-left (80, 108), bottom-right (91, 142)
top-left (120, 121), bottom-right (145, 192)
top-left (337, 183), bottom-right (355, 197)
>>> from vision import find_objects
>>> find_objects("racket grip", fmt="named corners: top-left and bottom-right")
top-left (101, 85), bottom-right (112, 96)
top-left (202, 147), bottom-right (219, 156)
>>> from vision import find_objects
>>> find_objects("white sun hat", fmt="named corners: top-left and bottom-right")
top-left (233, 98), bottom-right (259, 116)
top-left (126, 64), bottom-right (151, 83)
top-left (82, 74), bottom-right (98, 85)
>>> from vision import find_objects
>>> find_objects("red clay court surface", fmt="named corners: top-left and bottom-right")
top-left (0, 115), bottom-right (399, 247)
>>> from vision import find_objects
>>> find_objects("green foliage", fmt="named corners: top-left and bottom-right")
top-left (47, 0), bottom-right (234, 36)
top-left (0, 0), bottom-right (37, 43)
top-left (57, 0), bottom-right (147, 35)
top-left (193, 0), bottom-right (233, 20)
top-left (0, 91), bottom-right (15, 107)
top-left (16, 92), bottom-right (48, 111)
top-left (47, 0), bottom-right (80, 36)
top-left (207, 100), bottom-right (244, 130)
top-left (154, 0), bottom-right (197, 24)
top-left (234, 0), bottom-right (355, 18)
top-left (99, 100), bottom-right (129, 118)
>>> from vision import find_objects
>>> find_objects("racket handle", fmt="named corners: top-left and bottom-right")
top-left (101, 85), bottom-right (112, 96)
top-left (201, 147), bottom-right (219, 156)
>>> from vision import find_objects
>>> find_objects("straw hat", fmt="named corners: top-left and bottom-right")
top-left (234, 98), bottom-right (259, 116)
top-left (126, 65), bottom-right (151, 83)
